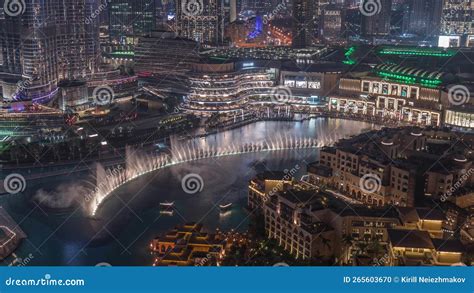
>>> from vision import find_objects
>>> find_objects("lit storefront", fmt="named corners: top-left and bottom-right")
top-left (282, 74), bottom-right (322, 89)
top-left (445, 109), bottom-right (474, 129)
top-left (279, 65), bottom-right (341, 112)
top-left (184, 61), bottom-right (275, 114)
top-left (328, 73), bottom-right (445, 126)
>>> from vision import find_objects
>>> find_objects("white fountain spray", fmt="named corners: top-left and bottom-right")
top-left (89, 133), bottom-right (344, 217)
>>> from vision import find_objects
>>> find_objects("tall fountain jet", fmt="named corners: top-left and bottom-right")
top-left (89, 132), bottom-right (347, 217)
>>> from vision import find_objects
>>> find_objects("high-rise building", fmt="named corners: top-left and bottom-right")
top-left (441, 0), bottom-right (474, 35)
top-left (109, 0), bottom-right (156, 44)
top-left (361, 0), bottom-right (392, 37)
top-left (241, 0), bottom-right (272, 13)
top-left (223, 0), bottom-right (238, 23)
top-left (403, 0), bottom-right (443, 37)
top-left (0, 0), bottom-right (100, 104)
top-left (134, 30), bottom-right (200, 78)
top-left (175, 0), bottom-right (225, 45)
top-left (292, 0), bottom-right (315, 48)
top-left (321, 4), bottom-right (343, 41)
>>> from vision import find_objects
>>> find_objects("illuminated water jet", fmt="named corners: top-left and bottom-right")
top-left (88, 133), bottom-right (344, 217)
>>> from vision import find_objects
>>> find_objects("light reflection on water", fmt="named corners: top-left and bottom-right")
top-left (1, 119), bottom-right (378, 266)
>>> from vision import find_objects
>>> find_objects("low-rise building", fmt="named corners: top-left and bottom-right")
top-left (249, 171), bottom-right (470, 265)
top-left (248, 171), bottom-right (293, 211)
top-left (150, 223), bottom-right (226, 266)
top-left (264, 189), bottom-right (336, 260)
top-left (387, 229), bottom-right (464, 266)
top-left (397, 207), bottom-right (445, 239)
top-left (307, 127), bottom-right (474, 207)
top-left (0, 207), bottom-right (26, 260)
top-left (327, 64), bottom-right (462, 127)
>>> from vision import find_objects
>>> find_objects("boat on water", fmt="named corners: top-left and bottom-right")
top-left (159, 202), bottom-right (175, 215)
top-left (219, 203), bottom-right (232, 213)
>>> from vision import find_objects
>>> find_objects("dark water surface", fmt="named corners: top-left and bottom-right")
top-left (1, 119), bottom-right (378, 266)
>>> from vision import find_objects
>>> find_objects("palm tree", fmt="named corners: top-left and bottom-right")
top-left (355, 241), bottom-right (369, 256)
top-left (368, 238), bottom-right (385, 259)
top-left (321, 236), bottom-right (332, 253)
top-left (341, 235), bottom-right (354, 265)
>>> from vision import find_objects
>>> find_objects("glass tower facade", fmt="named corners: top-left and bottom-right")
top-left (175, 0), bottom-right (225, 45)
top-left (108, 0), bottom-right (156, 44)
top-left (441, 0), bottom-right (474, 35)
top-left (292, 0), bottom-right (314, 48)
top-left (361, 0), bottom-right (393, 37)
top-left (0, 0), bottom-right (100, 103)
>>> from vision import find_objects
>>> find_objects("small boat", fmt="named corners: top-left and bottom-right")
top-left (160, 202), bottom-right (175, 207)
top-left (160, 202), bottom-right (175, 215)
top-left (219, 203), bottom-right (232, 213)
top-left (160, 210), bottom-right (174, 216)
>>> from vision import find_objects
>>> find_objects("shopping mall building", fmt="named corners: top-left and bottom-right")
top-left (327, 64), bottom-right (473, 128)
top-left (182, 60), bottom-right (342, 115)
top-left (184, 61), bottom-right (275, 114)
top-left (182, 57), bottom-right (472, 130)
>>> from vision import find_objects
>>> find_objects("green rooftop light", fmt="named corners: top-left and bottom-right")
top-left (110, 51), bottom-right (135, 57)
top-left (378, 47), bottom-right (456, 57)
top-left (343, 46), bottom-right (356, 65)
top-left (376, 70), bottom-right (442, 88)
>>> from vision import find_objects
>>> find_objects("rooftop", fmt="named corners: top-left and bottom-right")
top-left (398, 207), bottom-right (446, 223)
top-left (432, 239), bottom-right (465, 253)
top-left (254, 171), bottom-right (290, 182)
top-left (374, 64), bottom-right (452, 88)
top-left (388, 229), bottom-right (434, 249)
top-left (377, 46), bottom-right (457, 58)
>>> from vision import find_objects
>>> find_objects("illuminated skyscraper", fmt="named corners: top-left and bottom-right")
top-left (321, 5), bottom-right (343, 41)
top-left (403, 0), bottom-right (442, 37)
top-left (223, 0), bottom-right (238, 23)
top-left (109, 0), bottom-right (156, 44)
top-left (292, 0), bottom-right (314, 48)
top-left (361, 0), bottom-right (392, 37)
top-left (0, 0), bottom-right (100, 104)
top-left (175, 0), bottom-right (225, 45)
top-left (441, 0), bottom-right (474, 35)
